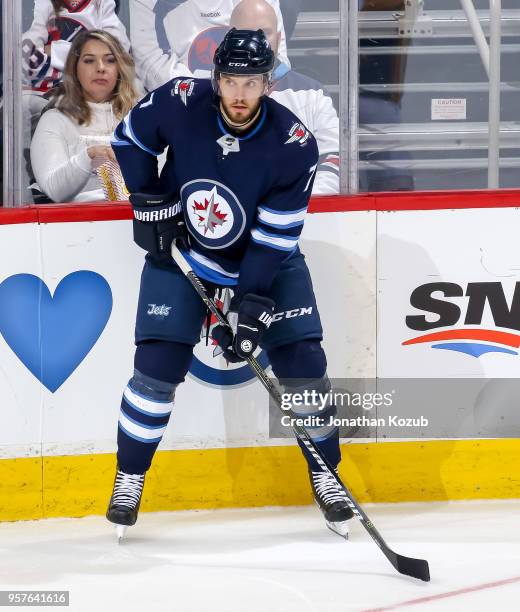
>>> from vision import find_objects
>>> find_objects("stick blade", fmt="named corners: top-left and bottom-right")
top-left (395, 554), bottom-right (430, 582)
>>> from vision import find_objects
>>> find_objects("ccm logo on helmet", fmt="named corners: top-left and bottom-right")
top-left (229, 62), bottom-right (249, 67)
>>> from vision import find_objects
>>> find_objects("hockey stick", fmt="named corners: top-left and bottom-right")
top-left (171, 242), bottom-right (430, 582)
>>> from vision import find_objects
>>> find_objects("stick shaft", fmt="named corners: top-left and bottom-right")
top-left (170, 242), bottom-right (430, 581)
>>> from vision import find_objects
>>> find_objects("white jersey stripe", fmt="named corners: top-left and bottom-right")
top-left (251, 228), bottom-right (299, 250)
top-left (123, 386), bottom-right (173, 417)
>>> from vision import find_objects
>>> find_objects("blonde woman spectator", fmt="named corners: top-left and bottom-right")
top-left (30, 30), bottom-right (138, 203)
top-left (129, 0), bottom-right (289, 91)
top-left (22, 0), bottom-right (130, 119)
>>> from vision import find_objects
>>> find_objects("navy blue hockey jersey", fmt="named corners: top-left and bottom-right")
top-left (112, 77), bottom-right (319, 297)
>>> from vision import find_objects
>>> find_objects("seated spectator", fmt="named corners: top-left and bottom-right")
top-left (129, 0), bottom-right (289, 91)
top-left (231, 0), bottom-right (339, 194)
top-left (22, 0), bottom-right (130, 116)
top-left (30, 30), bottom-right (138, 203)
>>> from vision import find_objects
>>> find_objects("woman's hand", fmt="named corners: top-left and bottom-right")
top-left (87, 145), bottom-right (116, 163)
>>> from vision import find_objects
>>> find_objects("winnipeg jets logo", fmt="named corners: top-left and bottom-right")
top-left (192, 187), bottom-right (228, 235)
top-left (181, 180), bottom-right (246, 249)
top-left (172, 78), bottom-right (195, 106)
top-left (147, 304), bottom-right (172, 317)
top-left (285, 122), bottom-right (311, 147)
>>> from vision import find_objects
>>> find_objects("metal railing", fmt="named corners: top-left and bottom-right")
top-left (2, 0), bottom-right (23, 207)
top-left (488, 0), bottom-right (502, 188)
top-left (294, 3), bottom-right (515, 192)
top-left (293, 9), bottom-right (520, 40)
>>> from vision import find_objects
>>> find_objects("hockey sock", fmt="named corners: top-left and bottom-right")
top-left (288, 375), bottom-right (341, 471)
top-left (117, 369), bottom-right (177, 474)
top-left (297, 428), bottom-right (341, 472)
top-left (268, 341), bottom-right (341, 470)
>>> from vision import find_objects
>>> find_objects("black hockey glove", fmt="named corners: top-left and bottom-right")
top-left (130, 193), bottom-right (189, 262)
top-left (212, 293), bottom-right (275, 363)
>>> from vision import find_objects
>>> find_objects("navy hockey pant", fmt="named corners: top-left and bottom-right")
top-left (116, 254), bottom-right (341, 474)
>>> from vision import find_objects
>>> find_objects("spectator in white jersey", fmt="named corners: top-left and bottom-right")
top-left (30, 30), bottom-right (138, 203)
top-left (23, 0), bottom-right (131, 116)
top-left (230, 0), bottom-right (339, 194)
top-left (129, 0), bottom-right (289, 92)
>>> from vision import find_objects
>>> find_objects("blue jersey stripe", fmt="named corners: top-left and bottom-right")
top-left (182, 251), bottom-right (238, 287)
top-left (258, 205), bottom-right (308, 216)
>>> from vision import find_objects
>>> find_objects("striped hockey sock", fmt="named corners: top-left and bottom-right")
top-left (117, 371), bottom-right (176, 474)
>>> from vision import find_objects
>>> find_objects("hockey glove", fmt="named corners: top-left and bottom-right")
top-left (212, 293), bottom-right (275, 363)
top-left (130, 193), bottom-right (189, 262)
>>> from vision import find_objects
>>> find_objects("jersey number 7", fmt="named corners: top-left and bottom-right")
top-left (304, 164), bottom-right (318, 193)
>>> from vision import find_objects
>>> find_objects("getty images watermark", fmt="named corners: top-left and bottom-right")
top-left (278, 388), bottom-right (429, 429)
top-left (269, 379), bottom-right (429, 438)
top-left (270, 378), bottom-right (520, 440)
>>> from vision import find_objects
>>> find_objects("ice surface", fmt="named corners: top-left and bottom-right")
top-left (1, 500), bottom-right (519, 611)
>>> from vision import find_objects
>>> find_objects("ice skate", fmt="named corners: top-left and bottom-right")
top-left (310, 470), bottom-right (353, 539)
top-left (106, 468), bottom-right (146, 542)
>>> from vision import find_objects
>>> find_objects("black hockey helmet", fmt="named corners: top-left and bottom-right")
top-left (213, 28), bottom-right (275, 84)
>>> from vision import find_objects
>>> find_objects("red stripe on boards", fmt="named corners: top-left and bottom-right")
top-left (0, 189), bottom-right (519, 225)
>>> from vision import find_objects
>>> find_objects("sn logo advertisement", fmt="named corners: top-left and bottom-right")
top-left (403, 282), bottom-right (520, 358)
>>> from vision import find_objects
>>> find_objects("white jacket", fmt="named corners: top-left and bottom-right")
top-left (31, 101), bottom-right (118, 202)
top-left (23, 0), bottom-right (130, 92)
top-left (270, 65), bottom-right (340, 195)
top-left (129, 0), bottom-right (289, 91)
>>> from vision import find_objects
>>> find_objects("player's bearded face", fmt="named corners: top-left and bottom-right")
top-left (218, 74), bottom-right (266, 124)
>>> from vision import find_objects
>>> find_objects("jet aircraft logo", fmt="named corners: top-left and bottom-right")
top-left (172, 78), bottom-right (195, 106)
top-left (192, 188), bottom-right (228, 235)
top-left (285, 122), bottom-right (311, 146)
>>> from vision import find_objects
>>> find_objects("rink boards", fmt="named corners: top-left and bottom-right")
top-left (1, 191), bottom-right (520, 520)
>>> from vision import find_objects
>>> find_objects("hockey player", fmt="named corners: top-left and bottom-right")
top-left (107, 28), bottom-right (353, 539)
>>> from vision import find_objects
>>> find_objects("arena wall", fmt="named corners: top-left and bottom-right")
top-left (1, 191), bottom-right (519, 520)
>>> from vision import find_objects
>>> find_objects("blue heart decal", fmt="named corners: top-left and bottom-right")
top-left (0, 272), bottom-right (112, 392)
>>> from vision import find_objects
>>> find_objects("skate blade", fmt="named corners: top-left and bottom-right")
top-left (326, 520), bottom-right (349, 539)
top-left (115, 524), bottom-right (128, 543)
